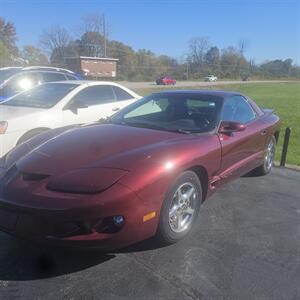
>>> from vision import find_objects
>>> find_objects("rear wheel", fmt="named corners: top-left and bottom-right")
top-left (253, 136), bottom-right (276, 175)
top-left (156, 171), bottom-right (202, 244)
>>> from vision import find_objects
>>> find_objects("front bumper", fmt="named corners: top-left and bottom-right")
top-left (0, 182), bottom-right (159, 250)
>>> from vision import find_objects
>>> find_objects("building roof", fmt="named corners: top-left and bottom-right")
top-left (66, 56), bottom-right (119, 61)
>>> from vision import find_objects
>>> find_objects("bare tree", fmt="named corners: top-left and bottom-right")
top-left (188, 37), bottom-right (211, 68)
top-left (39, 26), bottom-right (71, 65)
top-left (22, 45), bottom-right (49, 65)
top-left (0, 17), bottom-right (18, 55)
top-left (40, 26), bottom-right (71, 53)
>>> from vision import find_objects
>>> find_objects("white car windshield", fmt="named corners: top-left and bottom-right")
top-left (1, 83), bottom-right (79, 109)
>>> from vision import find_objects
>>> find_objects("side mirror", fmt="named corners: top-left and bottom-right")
top-left (64, 101), bottom-right (88, 114)
top-left (218, 121), bottom-right (246, 134)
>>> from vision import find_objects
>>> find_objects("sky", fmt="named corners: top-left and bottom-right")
top-left (0, 0), bottom-right (299, 64)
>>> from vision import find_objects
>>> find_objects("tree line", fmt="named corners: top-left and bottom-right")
top-left (0, 15), bottom-right (299, 81)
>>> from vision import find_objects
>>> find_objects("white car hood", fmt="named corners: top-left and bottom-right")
top-left (0, 105), bottom-right (45, 121)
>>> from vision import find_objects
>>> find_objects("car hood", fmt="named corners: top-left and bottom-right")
top-left (14, 124), bottom-right (193, 175)
top-left (0, 104), bottom-right (45, 121)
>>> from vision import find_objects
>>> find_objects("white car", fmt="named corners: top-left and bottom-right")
top-left (0, 81), bottom-right (140, 157)
top-left (204, 75), bottom-right (218, 82)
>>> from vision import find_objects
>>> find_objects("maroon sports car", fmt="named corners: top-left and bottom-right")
top-left (0, 90), bottom-right (280, 249)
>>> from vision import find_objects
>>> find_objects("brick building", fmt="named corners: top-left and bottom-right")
top-left (64, 56), bottom-right (119, 78)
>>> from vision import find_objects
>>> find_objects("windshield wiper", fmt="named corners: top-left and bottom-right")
top-left (120, 121), bottom-right (168, 131)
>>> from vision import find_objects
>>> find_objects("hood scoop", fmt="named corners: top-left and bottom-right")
top-left (22, 172), bottom-right (49, 181)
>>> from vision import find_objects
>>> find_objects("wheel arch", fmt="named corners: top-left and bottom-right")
top-left (186, 165), bottom-right (208, 202)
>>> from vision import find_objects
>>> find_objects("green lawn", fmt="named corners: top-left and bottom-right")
top-left (134, 82), bottom-right (300, 166)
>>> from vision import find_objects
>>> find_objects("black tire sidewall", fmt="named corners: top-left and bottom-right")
top-left (157, 171), bottom-right (202, 244)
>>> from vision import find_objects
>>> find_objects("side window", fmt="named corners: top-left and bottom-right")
top-left (221, 96), bottom-right (256, 124)
top-left (42, 72), bottom-right (67, 82)
top-left (71, 85), bottom-right (115, 106)
top-left (112, 86), bottom-right (133, 101)
top-left (65, 74), bottom-right (77, 80)
top-left (0, 72), bottom-right (41, 96)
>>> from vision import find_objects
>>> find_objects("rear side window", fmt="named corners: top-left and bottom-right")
top-left (42, 72), bottom-right (67, 82)
top-left (65, 74), bottom-right (77, 80)
top-left (71, 85), bottom-right (115, 106)
top-left (221, 96), bottom-right (256, 124)
top-left (113, 86), bottom-right (133, 101)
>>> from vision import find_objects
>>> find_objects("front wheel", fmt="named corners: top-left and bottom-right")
top-left (156, 171), bottom-right (202, 244)
top-left (253, 136), bottom-right (276, 176)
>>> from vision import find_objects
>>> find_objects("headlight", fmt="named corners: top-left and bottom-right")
top-left (47, 168), bottom-right (128, 194)
top-left (0, 121), bottom-right (8, 134)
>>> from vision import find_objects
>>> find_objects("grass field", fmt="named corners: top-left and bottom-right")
top-left (134, 82), bottom-right (300, 166)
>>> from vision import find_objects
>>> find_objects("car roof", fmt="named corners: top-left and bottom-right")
top-left (152, 89), bottom-right (242, 98)
top-left (0, 66), bottom-right (78, 76)
top-left (22, 66), bottom-right (75, 73)
top-left (47, 80), bottom-right (123, 86)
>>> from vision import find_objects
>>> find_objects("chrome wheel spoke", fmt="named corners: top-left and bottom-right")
top-left (176, 214), bottom-right (183, 230)
top-left (169, 205), bottom-right (178, 218)
top-left (185, 207), bottom-right (195, 215)
top-left (176, 189), bottom-right (184, 204)
top-left (183, 187), bottom-right (195, 200)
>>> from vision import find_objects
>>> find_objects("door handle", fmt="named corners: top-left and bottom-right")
top-left (112, 107), bottom-right (120, 111)
top-left (260, 130), bottom-right (267, 135)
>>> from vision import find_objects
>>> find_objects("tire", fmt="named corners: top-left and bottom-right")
top-left (156, 171), bottom-right (202, 244)
top-left (252, 136), bottom-right (276, 176)
top-left (17, 129), bottom-right (48, 146)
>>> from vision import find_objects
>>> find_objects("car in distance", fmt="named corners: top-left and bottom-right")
top-left (0, 66), bottom-right (83, 102)
top-left (0, 81), bottom-right (140, 157)
top-left (0, 90), bottom-right (280, 250)
top-left (156, 76), bottom-right (176, 85)
top-left (242, 75), bottom-right (251, 81)
top-left (204, 75), bottom-right (218, 82)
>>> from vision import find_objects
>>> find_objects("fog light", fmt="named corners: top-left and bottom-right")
top-left (113, 216), bottom-right (125, 227)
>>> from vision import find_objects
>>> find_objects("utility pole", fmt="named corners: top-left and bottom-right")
top-left (186, 61), bottom-right (189, 81)
top-left (103, 13), bottom-right (107, 57)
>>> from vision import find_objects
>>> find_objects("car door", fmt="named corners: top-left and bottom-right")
top-left (62, 85), bottom-right (117, 125)
top-left (218, 95), bottom-right (267, 180)
top-left (111, 85), bottom-right (137, 112)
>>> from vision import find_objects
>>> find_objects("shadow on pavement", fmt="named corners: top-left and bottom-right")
top-left (0, 234), bottom-right (167, 281)
top-left (0, 235), bottom-right (114, 281)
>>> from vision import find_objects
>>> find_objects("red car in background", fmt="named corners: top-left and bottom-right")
top-left (0, 90), bottom-right (280, 250)
top-left (156, 76), bottom-right (176, 85)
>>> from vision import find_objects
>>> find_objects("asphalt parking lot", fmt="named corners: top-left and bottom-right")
top-left (0, 167), bottom-right (299, 300)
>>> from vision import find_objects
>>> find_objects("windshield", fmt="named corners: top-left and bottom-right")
top-left (0, 68), bottom-right (21, 83)
top-left (111, 93), bottom-right (223, 134)
top-left (1, 83), bottom-right (79, 108)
